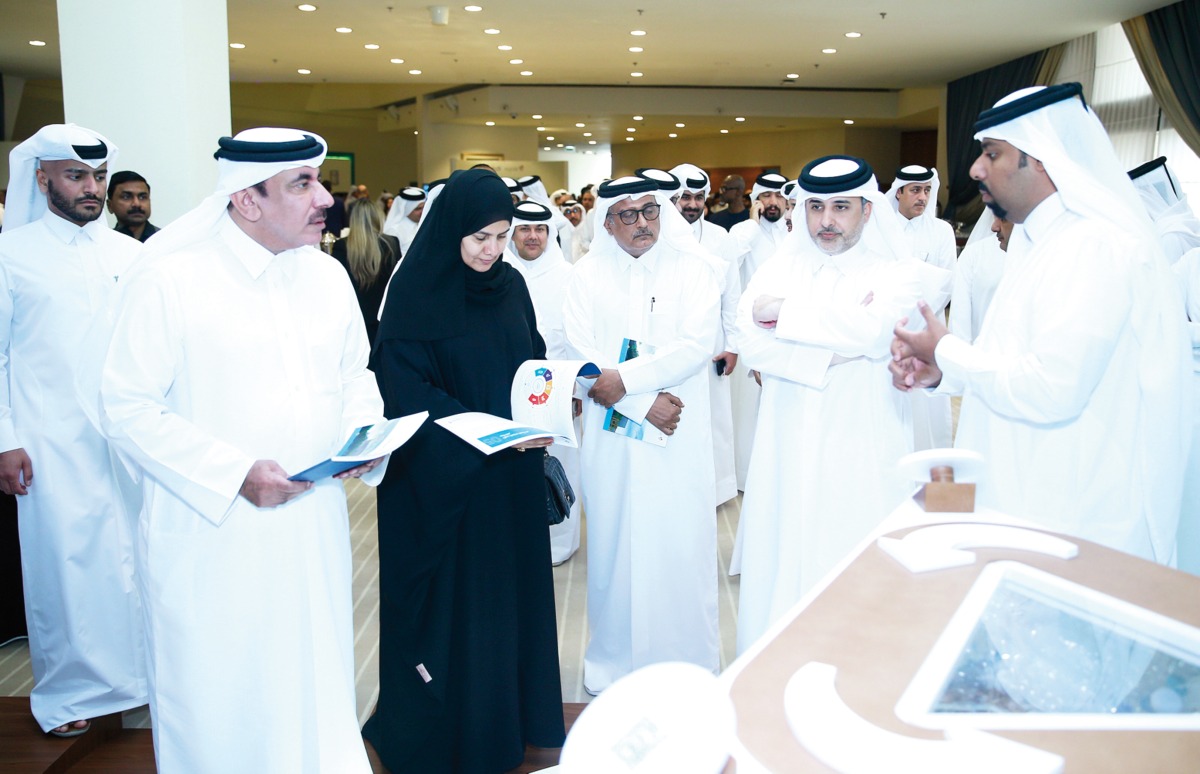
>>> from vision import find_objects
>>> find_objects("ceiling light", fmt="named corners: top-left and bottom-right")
top-left (735, 116), bottom-right (746, 122)
top-left (537, 126), bottom-right (546, 131)
top-left (626, 127), bottom-right (636, 132)
top-left (668, 133), bottom-right (677, 138)
top-left (297, 68), bottom-right (312, 74)
top-left (556, 143), bottom-right (564, 148)
top-left (786, 73), bottom-right (800, 79)
top-left (532, 114), bottom-right (542, 119)
top-left (675, 122), bottom-right (685, 128)
top-left (822, 48), bottom-right (837, 54)
top-left (630, 72), bottom-right (643, 77)
top-left (575, 122), bottom-right (585, 128)
top-left (28, 40), bottom-right (47, 46)
top-left (364, 43), bottom-right (380, 50)
top-left (498, 45), bottom-right (512, 51)
top-left (546, 136), bottom-right (555, 141)
top-left (485, 121), bottom-right (495, 126)
top-left (297, 3), bottom-right (317, 11)
top-left (582, 132), bottom-right (592, 137)
top-left (629, 46), bottom-right (643, 53)
top-left (588, 140), bottom-right (596, 145)
top-left (509, 59), bottom-right (523, 64)
top-left (566, 145), bottom-right (575, 150)
top-left (543, 146), bottom-right (551, 151)
top-left (520, 70), bottom-right (533, 76)
top-left (630, 30), bottom-right (646, 36)
top-left (626, 137), bottom-right (634, 141)
top-left (843, 119), bottom-right (855, 125)
top-left (845, 31), bottom-right (861, 38)
top-left (409, 69), bottom-right (422, 75)
top-left (632, 115), bottom-right (643, 121)
top-left (229, 43), bottom-right (246, 49)
top-left (335, 27), bottom-right (352, 33)
top-left (414, 130), bottom-right (419, 135)
top-left (464, 5), bottom-right (483, 10)
top-left (484, 28), bottom-right (500, 34)
top-left (720, 129), bottom-right (729, 134)
top-left (391, 58), bottom-right (405, 64)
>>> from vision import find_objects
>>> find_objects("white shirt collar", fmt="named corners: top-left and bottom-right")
top-left (41, 208), bottom-right (104, 245)
top-left (219, 211), bottom-right (295, 280)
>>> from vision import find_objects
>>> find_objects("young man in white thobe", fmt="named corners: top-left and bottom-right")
top-left (98, 128), bottom-right (387, 773)
top-left (504, 200), bottom-right (583, 564)
top-left (562, 176), bottom-right (721, 694)
top-left (381, 185), bottom-right (426, 255)
top-left (885, 165), bottom-right (958, 450)
top-left (735, 155), bottom-right (951, 654)
top-left (0, 124), bottom-right (147, 738)
top-left (892, 83), bottom-right (1190, 564)
top-left (665, 164), bottom-right (741, 506)
top-left (949, 211), bottom-right (1011, 344)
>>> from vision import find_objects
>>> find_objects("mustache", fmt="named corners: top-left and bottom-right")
top-left (978, 183), bottom-right (991, 196)
top-left (632, 228), bottom-right (653, 238)
top-left (818, 228), bottom-right (843, 238)
top-left (76, 196), bottom-right (102, 204)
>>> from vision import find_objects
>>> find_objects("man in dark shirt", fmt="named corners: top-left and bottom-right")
top-left (106, 170), bottom-right (159, 242)
top-left (706, 174), bottom-right (749, 230)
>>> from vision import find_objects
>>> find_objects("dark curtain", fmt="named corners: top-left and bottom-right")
top-left (1144, 0), bottom-right (1200, 155)
top-left (944, 51), bottom-right (1046, 221)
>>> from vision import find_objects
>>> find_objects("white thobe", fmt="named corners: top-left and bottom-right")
top-left (571, 213), bottom-right (594, 261)
top-left (691, 218), bottom-right (741, 505)
top-left (901, 214), bottom-right (958, 449)
top-left (728, 216), bottom-right (789, 490)
top-left (936, 194), bottom-right (1190, 563)
top-left (734, 240), bottom-right (931, 654)
top-left (384, 215), bottom-right (420, 255)
top-left (0, 212), bottom-right (146, 731)
top-left (563, 240), bottom-right (720, 693)
top-left (1174, 247), bottom-right (1200, 575)
top-left (504, 248), bottom-right (583, 564)
top-left (949, 236), bottom-right (1006, 344)
top-left (99, 214), bottom-right (384, 774)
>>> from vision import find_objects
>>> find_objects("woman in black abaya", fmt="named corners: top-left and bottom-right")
top-left (363, 168), bottom-right (565, 773)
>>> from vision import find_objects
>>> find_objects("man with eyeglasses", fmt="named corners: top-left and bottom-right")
top-left (563, 175), bottom-right (722, 695)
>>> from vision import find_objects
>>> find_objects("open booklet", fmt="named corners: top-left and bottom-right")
top-left (436, 360), bottom-right (599, 455)
top-left (602, 337), bottom-right (668, 447)
top-left (289, 411), bottom-right (429, 481)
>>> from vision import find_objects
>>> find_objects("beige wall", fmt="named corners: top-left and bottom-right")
top-left (417, 122), bottom-right (539, 183)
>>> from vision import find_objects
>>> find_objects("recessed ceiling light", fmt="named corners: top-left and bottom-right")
top-left (786, 73), bottom-right (800, 79)
top-left (822, 48), bottom-right (837, 54)
top-left (582, 132), bottom-right (592, 137)
top-left (543, 146), bottom-right (551, 151)
top-left (720, 129), bottom-right (729, 134)
top-left (297, 68), bottom-right (312, 74)
top-left (414, 130), bottom-right (419, 135)
top-left (566, 145), bottom-right (575, 150)
top-left (509, 59), bottom-right (523, 64)
top-left (520, 70), bottom-right (533, 76)
top-left (668, 133), bottom-right (678, 138)
top-left (297, 3), bottom-right (317, 11)
top-left (484, 28), bottom-right (500, 34)
top-left (630, 72), bottom-right (643, 77)
top-left (409, 69), bottom-right (422, 75)
top-left (630, 30), bottom-right (646, 36)
top-left (28, 40), bottom-right (47, 47)
top-left (335, 27), bottom-right (352, 33)
top-left (575, 122), bottom-right (585, 128)
top-left (556, 143), bottom-right (564, 148)
top-left (675, 122), bottom-right (685, 128)
top-left (632, 115), bottom-right (644, 121)
top-left (498, 45), bottom-right (512, 51)
top-left (485, 121), bottom-right (495, 126)
top-left (546, 136), bottom-right (555, 141)
top-left (626, 127), bottom-right (636, 132)
top-left (845, 31), bottom-right (861, 38)
top-left (735, 116), bottom-right (746, 122)
top-left (537, 126), bottom-right (546, 131)
top-left (464, 5), bottom-right (483, 11)
top-left (843, 119), bottom-right (855, 124)
top-left (532, 114), bottom-right (542, 119)
top-left (629, 46), bottom-right (643, 53)
top-left (391, 58), bottom-right (405, 64)
top-left (588, 140), bottom-right (596, 145)
top-left (626, 137), bottom-right (634, 141)
top-left (364, 43), bottom-right (380, 50)
top-left (229, 42), bottom-right (246, 49)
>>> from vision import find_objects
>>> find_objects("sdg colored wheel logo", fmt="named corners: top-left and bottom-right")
top-left (527, 367), bottom-right (553, 405)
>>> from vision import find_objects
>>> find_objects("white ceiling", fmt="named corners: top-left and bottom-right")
top-left (0, 0), bottom-right (1177, 147)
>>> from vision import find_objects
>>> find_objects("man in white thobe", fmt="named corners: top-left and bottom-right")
top-left (1128, 156), bottom-right (1200, 264)
top-left (949, 211), bottom-right (1011, 344)
top-left (563, 176), bottom-right (721, 693)
top-left (381, 185), bottom-right (426, 255)
top-left (562, 199), bottom-right (588, 262)
top-left (892, 83), bottom-right (1190, 564)
top-left (736, 155), bottom-right (951, 654)
top-left (504, 200), bottom-right (583, 564)
top-left (0, 124), bottom-right (146, 737)
top-left (1175, 247), bottom-right (1200, 575)
top-left (519, 174), bottom-right (575, 250)
top-left (885, 165), bottom-right (958, 449)
top-left (665, 163), bottom-right (740, 506)
top-left (98, 128), bottom-right (386, 773)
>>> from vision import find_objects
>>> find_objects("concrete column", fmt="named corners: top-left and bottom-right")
top-left (57, 0), bottom-right (231, 225)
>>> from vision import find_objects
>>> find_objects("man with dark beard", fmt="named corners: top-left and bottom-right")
top-left (106, 170), bottom-right (159, 242)
top-left (0, 124), bottom-right (146, 738)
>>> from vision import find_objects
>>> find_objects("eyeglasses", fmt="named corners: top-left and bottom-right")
top-left (609, 203), bottom-right (661, 225)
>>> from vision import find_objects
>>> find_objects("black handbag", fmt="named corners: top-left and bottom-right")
top-left (544, 451), bottom-right (575, 525)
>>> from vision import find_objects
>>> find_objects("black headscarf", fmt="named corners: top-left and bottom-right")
top-left (376, 168), bottom-right (515, 342)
